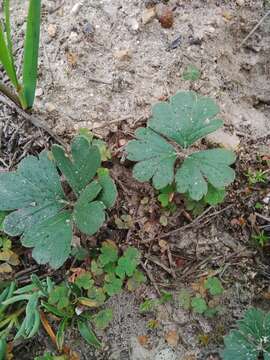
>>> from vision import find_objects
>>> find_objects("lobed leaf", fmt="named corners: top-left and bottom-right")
top-left (21, 211), bottom-right (72, 269)
top-left (148, 91), bottom-right (223, 148)
top-left (176, 149), bottom-right (236, 200)
top-left (221, 308), bottom-right (270, 360)
top-left (97, 168), bottom-right (117, 208)
top-left (126, 128), bottom-right (177, 189)
top-left (52, 136), bottom-right (101, 196)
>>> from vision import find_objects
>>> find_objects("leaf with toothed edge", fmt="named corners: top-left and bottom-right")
top-left (175, 149), bottom-right (236, 201)
top-left (126, 128), bottom-right (177, 190)
top-left (52, 136), bottom-right (101, 196)
top-left (221, 308), bottom-right (270, 360)
top-left (0, 151), bottom-right (67, 237)
top-left (21, 211), bottom-right (72, 269)
top-left (148, 91), bottom-right (223, 148)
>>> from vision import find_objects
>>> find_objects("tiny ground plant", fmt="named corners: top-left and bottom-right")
top-left (221, 308), bottom-right (270, 360)
top-left (252, 231), bottom-right (269, 247)
top-left (0, 135), bottom-right (117, 269)
top-left (245, 169), bottom-right (268, 185)
top-left (0, 243), bottom-right (145, 357)
top-left (0, 0), bottom-right (41, 109)
top-left (126, 91), bottom-right (236, 204)
top-left (179, 276), bottom-right (224, 317)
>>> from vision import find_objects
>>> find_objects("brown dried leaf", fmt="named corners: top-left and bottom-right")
top-left (137, 335), bottom-right (149, 347)
top-left (67, 52), bottom-right (78, 67)
top-left (0, 262), bottom-right (12, 273)
top-left (165, 330), bottom-right (179, 347)
top-left (191, 277), bottom-right (207, 297)
top-left (68, 268), bottom-right (86, 283)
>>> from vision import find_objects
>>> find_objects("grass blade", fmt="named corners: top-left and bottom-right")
top-left (4, 0), bottom-right (14, 61)
top-left (77, 319), bottom-right (102, 349)
top-left (0, 22), bottom-right (18, 88)
top-left (22, 0), bottom-right (41, 108)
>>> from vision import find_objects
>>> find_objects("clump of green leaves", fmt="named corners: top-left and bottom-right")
top-left (126, 91), bottom-right (236, 203)
top-left (0, 0), bottom-right (41, 109)
top-left (0, 244), bottom-right (145, 357)
top-left (221, 308), bottom-right (270, 360)
top-left (183, 65), bottom-right (201, 81)
top-left (139, 291), bottom-right (173, 313)
top-left (245, 169), bottom-right (268, 185)
top-left (252, 231), bottom-right (269, 247)
top-left (179, 276), bottom-right (224, 317)
top-left (0, 135), bottom-right (117, 269)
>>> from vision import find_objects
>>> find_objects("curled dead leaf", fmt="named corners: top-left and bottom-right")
top-left (165, 330), bottom-right (179, 347)
top-left (0, 262), bottom-right (12, 273)
top-left (137, 335), bottom-right (149, 347)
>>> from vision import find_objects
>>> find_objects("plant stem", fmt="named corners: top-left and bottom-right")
top-left (0, 82), bottom-right (21, 107)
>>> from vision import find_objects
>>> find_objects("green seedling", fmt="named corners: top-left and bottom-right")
top-left (0, 244), bottom-right (145, 357)
top-left (183, 64), bottom-right (201, 81)
top-left (126, 91), bottom-right (236, 203)
top-left (252, 231), bottom-right (269, 247)
top-left (245, 169), bottom-right (268, 185)
top-left (0, 0), bottom-right (41, 109)
top-left (179, 276), bottom-right (224, 317)
top-left (221, 308), bottom-right (270, 360)
top-left (0, 135), bottom-right (117, 269)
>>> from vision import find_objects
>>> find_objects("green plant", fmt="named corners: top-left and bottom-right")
top-left (221, 308), bottom-right (270, 360)
top-left (0, 0), bottom-right (41, 109)
top-left (182, 65), bottom-right (201, 81)
top-left (252, 231), bottom-right (269, 247)
top-left (179, 276), bottom-right (224, 317)
top-left (139, 291), bottom-right (173, 313)
top-left (245, 169), bottom-right (268, 185)
top-left (126, 91), bottom-right (236, 203)
top-left (184, 184), bottom-right (226, 215)
top-left (0, 135), bottom-right (117, 269)
top-left (0, 244), bottom-right (145, 357)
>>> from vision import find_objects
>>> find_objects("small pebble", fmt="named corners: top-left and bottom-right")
top-left (35, 88), bottom-right (43, 97)
top-left (69, 31), bottom-right (80, 44)
top-left (126, 17), bottom-right (139, 31)
top-left (114, 49), bottom-right (132, 61)
top-left (71, 2), bottom-right (82, 15)
top-left (142, 7), bottom-right (156, 25)
top-left (45, 102), bottom-right (56, 113)
top-left (47, 24), bottom-right (57, 38)
top-left (156, 5), bottom-right (174, 28)
top-left (236, 0), bottom-right (245, 6)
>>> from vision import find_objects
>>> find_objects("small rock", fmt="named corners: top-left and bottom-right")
top-left (45, 102), bottom-right (56, 113)
top-left (47, 24), bottom-right (57, 38)
top-left (224, 101), bottom-right (270, 139)
top-left (236, 0), bottom-right (245, 5)
top-left (71, 2), bottom-right (82, 15)
top-left (35, 88), bottom-right (43, 97)
top-left (156, 5), bottom-right (174, 28)
top-left (69, 31), bottom-right (80, 44)
top-left (127, 17), bottom-right (140, 31)
top-left (206, 129), bottom-right (240, 151)
top-left (263, 193), bottom-right (270, 205)
top-left (142, 7), bottom-right (156, 25)
top-left (114, 49), bottom-right (132, 61)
